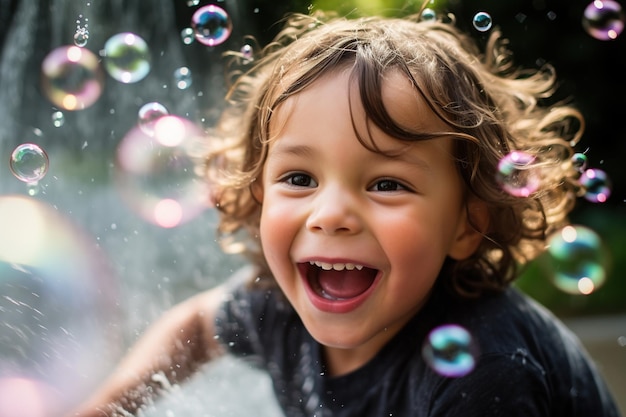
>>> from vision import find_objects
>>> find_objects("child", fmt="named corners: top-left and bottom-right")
top-left (74, 10), bottom-right (620, 417)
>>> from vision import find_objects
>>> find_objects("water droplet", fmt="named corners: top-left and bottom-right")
top-left (103, 32), bottom-right (151, 83)
top-left (9, 143), bottom-right (49, 183)
top-left (582, 0), bottom-right (624, 40)
top-left (473, 12), bottom-right (493, 32)
top-left (579, 168), bottom-right (611, 202)
top-left (191, 5), bottom-right (232, 47)
top-left (41, 46), bottom-right (104, 110)
top-left (496, 151), bottom-right (540, 197)
top-left (422, 324), bottom-right (477, 377)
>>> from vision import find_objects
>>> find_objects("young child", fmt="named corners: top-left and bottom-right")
top-left (74, 10), bottom-right (620, 417)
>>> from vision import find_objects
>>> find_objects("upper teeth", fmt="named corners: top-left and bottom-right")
top-left (310, 261), bottom-right (364, 271)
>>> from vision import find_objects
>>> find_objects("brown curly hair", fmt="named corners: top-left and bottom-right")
top-left (203, 11), bottom-right (584, 297)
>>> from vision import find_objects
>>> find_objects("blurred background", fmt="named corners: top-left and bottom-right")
top-left (0, 0), bottom-right (624, 415)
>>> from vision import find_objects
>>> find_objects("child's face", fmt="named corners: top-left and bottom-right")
top-left (256, 69), bottom-right (482, 373)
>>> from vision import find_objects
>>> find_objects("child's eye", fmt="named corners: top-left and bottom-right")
top-left (370, 179), bottom-right (407, 192)
top-left (282, 173), bottom-right (317, 188)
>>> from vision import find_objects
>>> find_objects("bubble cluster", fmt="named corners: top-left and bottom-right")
top-left (543, 225), bottom-right (608, 295)
top-left (115, 115), bottom-right (211, 228)
top-left (191, 5), bottom-right (233, 47)
top-left (496, 151), bottom-right (540, 197)
top-left (41, 45), bottom-right (104, 110)
top-left (9, 143), bottom-right (49, 184)
top-left (103, 32), bottom-right (151, 83)
top-left (582, 0), bottom-right (624, 40)
top-left (51, 111), bottom-right (65, 127)
top-left (0, 196), bottom-right (119, 415)
top-left (422, 324), bottom-right (477, 378)
top-left (579, 168), bottom-right (611, 203)
top-left (473, 12), bottom-right (493, 32)
top-left (181, 27), bottom-right (195, 45)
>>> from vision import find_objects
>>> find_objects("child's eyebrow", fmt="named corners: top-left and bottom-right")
top-left (268, 143), bottom-right (315, 158)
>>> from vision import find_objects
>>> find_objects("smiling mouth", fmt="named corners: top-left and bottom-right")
top-left (300, 261), bottom-right (378, 300)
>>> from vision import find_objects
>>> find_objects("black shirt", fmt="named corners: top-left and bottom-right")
top-left (215, 273), bottom-right (620, 416)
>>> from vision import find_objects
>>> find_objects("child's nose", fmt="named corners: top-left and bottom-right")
top-left (305, 185), bottom-right (363, 235)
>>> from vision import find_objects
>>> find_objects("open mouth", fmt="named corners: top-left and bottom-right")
top-left (299, 261), bottom-right (379, 301)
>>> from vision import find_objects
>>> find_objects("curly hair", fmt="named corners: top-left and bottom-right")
top-left (203, 11), bottom-right (584, 297)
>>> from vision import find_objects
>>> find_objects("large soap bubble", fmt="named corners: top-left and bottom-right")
top-left (0, 196), bottom-right (119, 416)
top-left (115, 115), bottom-right (212, 228)
top-left (103, 32), bottom-right (151, 83)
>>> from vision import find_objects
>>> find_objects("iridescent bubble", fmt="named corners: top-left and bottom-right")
top-left (582, 0), bottom-right (624, 40)
top-left (496, 151), bottom-right (540, 197)
top-left (0, 196), bottom-right (119, 415)
top-left (41, 45), bottom-right (104, 110)
top-left (174, 66), bottom-right (193, 89)
top-left (138, 101), bottom-right (169, 135)
top-left (241, 44), bottom-right (254, 61)
top-left (422, 324), bottom-right (477, 378)
top-left (181, 27), bottom-right (195, 45)
top-left (579, 168), bottom-right (611, 202)
top-left (115, 115), bottom-right (211, 228)
top-left (9, 143), bottom-right (49, 184)
top-left (543, 225), bottom-right (608, 295)
top-left (571, 152), bottom-right (588, 172)
top-left (103, 32), bottom-right (151, 83)
top-left (473, 12), bottom-right (493, 32)
top-left (420, 8), bottom-right (437, 21)
top-left (51, 111), bottom-right (65, 127)
top-left (191, 5), bottom-right (233, 47)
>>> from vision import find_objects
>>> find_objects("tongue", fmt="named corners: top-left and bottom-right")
top-left (317, 268), bottom-right (376, 299)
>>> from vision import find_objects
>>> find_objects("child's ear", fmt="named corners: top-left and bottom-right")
top-left (250, 179), bottom-right (263, 204)
top-left (448, 197), bottom-right (490, 260)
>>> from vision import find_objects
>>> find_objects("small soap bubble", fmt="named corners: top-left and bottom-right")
top-left (9, 143), bottom-right (49, 184)
top-left (571, 153), bottom-right (588, 172)
top-left (0, 196), bottom-right (119, 415)
top-left (579, 168), bottom-right (611, 203)
top-left (191, 4), bottom-right (233, 47)
top-left (114, 115), bottom-right (211, 228)
top-left (103, 32), bottom-right (151, 83)
top-left (583, 0), bottom-right (624, 40)
top-left (138, 102), bottom-right (169, 135)
top-left (420, 8), bottom-right (437, 21)
top-left (187, 0), bottom-right (200, 5)
top-left (181, 27), bottom-right (195, 45)
top-left (496, 151), bottom-right (540, 197)
top-left (73, 27), bottom-right (89, 47)
top-left (41, 45), bottom-right (104, 110)
top-left (543, 225), bottom-right (608, 295)
top-left (240, 44), bottom-right (254, 61)
top-left (174, 66), bottom-right (193, 89)
top-left (51, 111), bottom-right (65, 127)
top-left (422, 324), bottom-right (477, 378)
top-left (473, 12), bottom-right (493, 32)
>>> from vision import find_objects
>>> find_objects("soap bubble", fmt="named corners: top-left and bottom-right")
top-left (579, 168), bottom-right (611, 203)
top-left (115, 115), bottom-right (211, 228)
top-left (420, 8), bottom-right (437, 21)
top-left (0, 196), bottom-right (119, 416)
top-left (582, 0), bottom-right (624, 40)
top-left (181, 27), bottom-right (195, 45)
top-left (103, 32), bottom-right (151, 83)
top-left (422, 324), bottom-right (477, 378)
top-left (191, 5), bottom-right (233, 47)
top-left (9, 143), bottom-right (49, 184)
top-left (138, 101), bottom-right (169, 135)
top-left (543, 225), bottom-right (608, 295)
top-left (571, 152), bottom-right (588, 172)
top-left (174, 66), bottom-right (193, 89)
top-left (73, 27), bottom-right (89, 47)
top-left (41, 45), bottom-right (104, 110)
top-left (240, 44), bottom-right (254, 61)
top-left (473, 12), bottom-right (493, 32)
top-left (51, 111), bottom-right (65, 127)
top-left (496, 151), bottom-right (540, 197)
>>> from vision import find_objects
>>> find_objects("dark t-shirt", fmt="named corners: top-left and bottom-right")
top-left (214, 272), bottom-right (620, 416)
